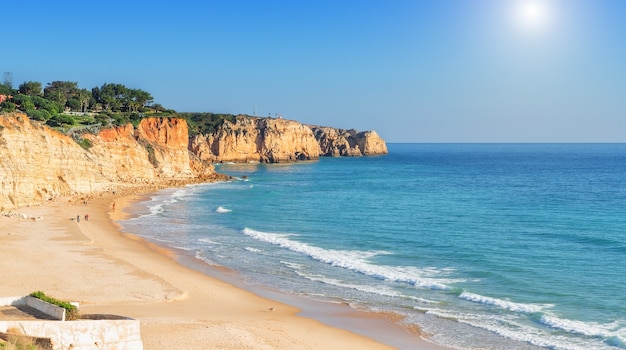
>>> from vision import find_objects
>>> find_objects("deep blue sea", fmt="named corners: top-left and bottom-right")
top-left (118, 143), bottom-right (626, 350)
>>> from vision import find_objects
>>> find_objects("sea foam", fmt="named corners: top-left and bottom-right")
top-left (538, 314), bottom-right (625, 340)
top-left (215, 206), bottom-right (232, 213)
top-left (242, 227), bottom-right (456, 290)
top-left (459, 291), bottom-right (546, 314)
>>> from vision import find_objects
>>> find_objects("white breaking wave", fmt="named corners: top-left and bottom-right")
top-left (296, 270), bottom-right (403, 297)
top-left (459, 291), bottom-right (547, 314)
top-left (242, 227), bottom-right (457, 290)
top-left (194, 251), bottom-right (219, 266)
top-left (142, 203), bottom-right (164, 217)
top-left (280, 260), bottom-right (440, 304)
top-left (280, 261), bottom-right (306, 270)
top-left (171, 245), bottom-right (194, 251)
top-left (427, 302), bottom-right (626, 350)
top-left (244, 247), bottom-right (262, 253)
top-left (197, 238), bottom-right (221, 245)
top-left (423, 307), bottom-right (590, 350)
top-left (171, 188), bottom-right (191, 198)
top-left (539, 314), bottom-right (625, 341)
top-left (215, 206), bottom-right (232, 213)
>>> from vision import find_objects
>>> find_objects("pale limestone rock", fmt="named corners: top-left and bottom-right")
top-left (190, 116), bottom-right (388, 163)
top-left (311, 126), bottom-right (388, 157)
top-left (191, 116), bottom-right (321, 163)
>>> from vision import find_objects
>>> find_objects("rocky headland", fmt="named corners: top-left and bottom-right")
top-left (0, 113), bottom-right (387, 210)
top-left (190, 115), bottom-right (387, 163)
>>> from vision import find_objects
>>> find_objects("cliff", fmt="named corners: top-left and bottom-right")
top-left (0, 113), bottom-right (387, 210)
top-left (310, 126), bottom-right (388, 157)
top-left (190, 116), bottom-right (387, 163)
top-left (0, 114), bottom-right (221, 210)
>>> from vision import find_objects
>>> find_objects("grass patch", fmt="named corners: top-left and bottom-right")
top-left (143, 143), bottom-right (159, 167)
top-left (74, 137), bottom-right (93, 150)
top-left (0, 337), bottom-right (38, 350)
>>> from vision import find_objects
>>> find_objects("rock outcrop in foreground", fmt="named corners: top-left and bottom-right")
top-left (190, 116), bottom-right (388, 163)
top-left (0, 113), bottom-right (387, 209)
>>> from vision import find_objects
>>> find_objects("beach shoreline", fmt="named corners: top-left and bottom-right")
top-left (1, 189), bottom-right (448, 350)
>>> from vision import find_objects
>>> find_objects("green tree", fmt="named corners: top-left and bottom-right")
top-left (67, 97), bottom-right (81, 111)
top-left (98, 83), bottom-right (128, 111)
top-left (152, 103), bottom-right (165, 112)
top-left (124, 88), bottom-right (153, 112)
top-left (77, 89), bottom-right (91, 112)
top-left (18, 81), bottom-right (42, 96)
top-left (43, 81), bottom-right (79, 109)
top-left (0, 83), bottom-right (13, 95)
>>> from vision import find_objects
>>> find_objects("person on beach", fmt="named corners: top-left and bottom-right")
top-left (85, 214), bottom-right (89, 221)
top-left (76, 215), bottom-right (80, 223)
top-left (112, 202), bottom-right (116, 210)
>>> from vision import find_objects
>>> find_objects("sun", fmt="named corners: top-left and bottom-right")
top-left (513, 0), bottom-right (551, 32)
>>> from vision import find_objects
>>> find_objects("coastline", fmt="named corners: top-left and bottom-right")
top-left (1, 190), bottom-right (448, 350)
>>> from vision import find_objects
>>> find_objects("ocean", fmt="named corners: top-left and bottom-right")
top-left (118, 143), bottom-right (626, 350)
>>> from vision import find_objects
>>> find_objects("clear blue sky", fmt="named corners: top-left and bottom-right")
top-left (3, 0), bottom-right (625, 142)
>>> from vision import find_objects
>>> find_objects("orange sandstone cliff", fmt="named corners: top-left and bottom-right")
top-left (0, 114), bottom-right (220, 210)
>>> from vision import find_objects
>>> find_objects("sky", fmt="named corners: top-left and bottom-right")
top-left (2, 0), bottom-right (625, 142)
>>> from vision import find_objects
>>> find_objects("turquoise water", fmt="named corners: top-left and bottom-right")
top-left (119, 143), bottom-right (626, 349)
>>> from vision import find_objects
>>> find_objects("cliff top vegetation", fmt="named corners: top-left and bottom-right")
top-left (0, 81), bottom-right (243, 138)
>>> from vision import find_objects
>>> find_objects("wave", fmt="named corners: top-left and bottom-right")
top-left (242, 227), bottom-right (458, 290)
top-left (194, 251), bottom-right (219, 266)
top-left (279, 261), bottom-right (440, 304)
top-left (137, 189), bottom-right (187, 218)
top-left (459, 291), bottom-right (547, 314)
top-left (171, 245), bottom-right (194, 251)
top-left (423, 307), bottom-right (595, 350)
top-left (458, 292), bottom-right (626, 348)
top-left (171, 188), bottom-right (192, 198)
top-left (215, 206), bottom-right (232, 213)
top-left (197, 238), bottom-right (221, 245)
top-left (538, 314), bottom-right (626, 343)
top-left (141, 203), bottom-right (165, 217)
top-left (280, 261), bottom-right (306, 270)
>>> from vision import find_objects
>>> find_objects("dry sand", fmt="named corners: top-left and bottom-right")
top-left (0, 194), bottom-right (448, 350)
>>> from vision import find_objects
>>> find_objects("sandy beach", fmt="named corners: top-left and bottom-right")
top-left (0, 193), bottom-right (448, 350)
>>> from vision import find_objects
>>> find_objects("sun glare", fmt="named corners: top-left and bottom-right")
top-left (513, 0), bottom-right (551, 32)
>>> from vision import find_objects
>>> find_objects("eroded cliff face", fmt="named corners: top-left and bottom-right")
top-left (190, 116), bottom-right (387, 163)
top-left (311, 126), bottom-right (388, 157)
top-left (190, 116), bottom-right (321, 163)
top-left (0, 114), bottom-right (219, 210)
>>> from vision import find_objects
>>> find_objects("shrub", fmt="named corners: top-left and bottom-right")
top-left (0, 101), bottom-right (15, 112)
top-left (46, 114), bottom-right (75, 127)
top-left (26, 109), bottom-right (51, 121)
top-left (0, 336), bottom-right (38, 350)
top-left (31, 96), bottom-right (60, 116)
top-left (75, 137), bottom-right (93, 150)
top-left (29, 291), bottom-right (80, 320)
top-left (144, 143), bottom-right (159, 167)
